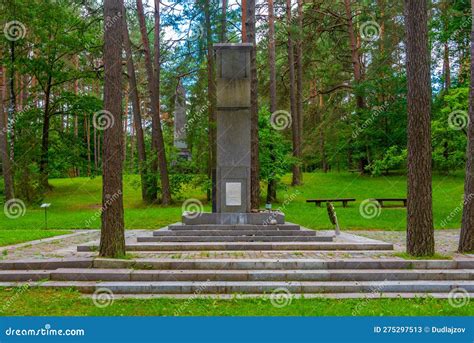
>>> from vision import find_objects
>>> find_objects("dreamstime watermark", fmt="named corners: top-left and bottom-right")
top-left (352, 101), bottom-right (390, 139)
top-left (440, 193), bottom-right (474, 228)
top-left (269, 287), bottom-right (293, 308)
top-left (92, 287), bottom-right (114, 308)
top-left (93, 110), bottom-right (115, 131)
top-left (174, 280), bottom-right (211, 315)
top-left (3, 198), bottom-right (26, 219)
top-left (448, 287), bottom-right (470, 308)
top-left (186, 20), bottom-right (205, 42)
top-left (84, 190), bottom-right (122, 227)
top-left (5, 324), bottom-right (85, 337)
top-left (360, 20), bottom-right (381, 42)
top-left (448, 110), bottom-right (469, 131)
top-left (270, 110), bottom-right (292, 131)
top-left (359, 199), bottom-right (381, 219)
top-left (174, 105), bottom-right (207, 140)
top-left (182, 198), bottom-right (204, 219)
top-left (352, 280), bottom-right (388, 315)
top-left (263, 190), bottom-right (300, 226)
top-left (104, 11), bottom-right (122, 31)
top-left (0, 281), bottom-right (31, 314)
top-left (4, 21), bottom-right (27, 41)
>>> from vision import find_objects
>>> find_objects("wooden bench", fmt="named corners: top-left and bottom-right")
top-left (306, 198), bottom-right (356, 208)
top-left (372, 198), bottom-right (407, 207)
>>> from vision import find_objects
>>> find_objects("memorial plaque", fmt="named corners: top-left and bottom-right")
top-left (225, 182), bottom-right (242, 206)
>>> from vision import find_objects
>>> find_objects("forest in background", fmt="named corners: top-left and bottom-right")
top-left (0, 0), bottom-right (472, 210)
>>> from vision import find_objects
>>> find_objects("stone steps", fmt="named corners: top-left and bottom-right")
top-left (2, 280), bottom-right (473, 294)
top-left (1, 268), bottom-right (472, 282)
top-left (77, 242), bottom-right (394, 252)
top-left (153, 230), bottom-right (316, 236)
top-left (167, 224), bottom-right (301, 231)
top-left (91, 258), bottom-right (474, 270)
top-left (137, 236), bottom-right (333, 243)
top-left (1, 258), bottom-right (473, 297)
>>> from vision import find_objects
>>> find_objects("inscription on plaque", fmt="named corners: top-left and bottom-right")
top-left (225, 182), bottom-right (242, 206)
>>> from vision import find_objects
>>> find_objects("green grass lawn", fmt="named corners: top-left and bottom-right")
top-left (0, 172), bottom-right (465, 235)
top-left (0, 229), bottom-right (70, 247)
top-left (0, 288), bottom-right (471, 316)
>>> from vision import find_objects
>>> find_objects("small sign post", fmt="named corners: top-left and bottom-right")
top-left (40, 203), bottom-right (51, 230)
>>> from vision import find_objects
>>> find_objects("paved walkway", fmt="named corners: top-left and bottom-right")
top-left (0, 228), bottom-right (470, 261)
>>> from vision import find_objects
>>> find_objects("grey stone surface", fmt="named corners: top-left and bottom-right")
top-left (214, 43), bottom-right (252, 213)
top-left (173, 79), bottom-right (190, 159)
top-left (78, 241), bottom-right (394, 252)
top-left (137, 236), bottom-right (333, 243)
top-left (181, 212), bottom-right (285, 225)
top-left (154, 229), bottom-right (316, 236)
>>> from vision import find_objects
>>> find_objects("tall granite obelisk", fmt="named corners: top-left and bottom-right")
top-left (214, 43), bottom-right (252, 213)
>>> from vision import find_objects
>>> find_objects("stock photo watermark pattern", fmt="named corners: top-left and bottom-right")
top-left (359, 20), bottom-right (381, 42)
top-left (270, 287), bottom-right (293, 308)
top-left (182, 198), bottom-right (204, 219)
top-left (448, 287), bottom-right (470, 308)
top-left (448, 110), bottom-right (470, 131)
top-left (359, 199), bottom-right (382, 219)
top-left (3, 20), bottom-right (27, 41)
top-left (270, 110), bottom-right (292, 131)
top-left (3, 198), bottom-right (27, 219)
top-left (93, 110), bottom-right (115, 131)
top-left (92, 287), bottom-right (115, 308)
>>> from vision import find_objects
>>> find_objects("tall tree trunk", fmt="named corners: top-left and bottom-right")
top-left (246, 0), bottom-right (260, 209)
top-left (0, 59), bottom-right (14, 200)
top-left (8, 41), bottom-right (15, 163)
top-left (295, 0), bottom-right (304, 183)
top-left (221, 0), bottom-right (227, 42)
top-left (123, 8), bottom-right (151, 202)
top-left (458, 0), bottom-right (474, 253)
top-left (153, 0), bottom-right (171, 205)
top-left (136, 0), bottom-right (171, 204)
top-left (99, 0), bottom-right (126, 258)
top-left (344, 0), bottom-right (367, 173)
top-left (204, 0), bottom-right (217, 211)
top-left (242, 0), bottom-right (247, 42)
top-left (39, 75), bottom-right (52, 190)
top-left (286, 0), bottom-right (301, 186)
top-left (266, 0), bottom-right (277, 203)
top-left (405, 0), bottom-right (434, 256)
top-left (443, 42), bottom-right (451, 91)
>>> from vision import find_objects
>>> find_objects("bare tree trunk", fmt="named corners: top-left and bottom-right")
top-left (286, 0), bottom-right (301, 186)
top-left (0, 59), bottom-right (14, 200)
top-left (221, 0), bottom-right (227, 42)
top-left (405, 0), bottom-right (434, 256)
top-left (295, 0), bottom-right (304, 183)
top-left (99, 0), bottom-right (126, 258)
top-left (204, 0), bottom-right (217, 211)
top-left (344, 0), bottom-right (367, 173)
top-left (245, 0), bottom-right (260, 209)
top-left (266, 0), bottom-right (277, 203)
top-left (458, 0), bottom-right (474, 253)
top-left (123, 8), bottom-right (151, 202)
top-left (153, 0), bottom-right (172, 205)
top-left (136, 0), bottom-right (171, 204)
top-left (242, 0), bottom-right (247, 42)
top-left (39, 75), bottom-right (52, 190)
top-left (8, 41), bottom-right (16, 163)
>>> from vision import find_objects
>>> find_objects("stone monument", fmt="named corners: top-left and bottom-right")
top-left (173, 79), bottom-right (190, 160)
top-left (180, 43), bottom-right (285, 226)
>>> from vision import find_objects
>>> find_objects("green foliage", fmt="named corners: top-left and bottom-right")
top-left (432, 87), bottom-right (468, 173)
top-left (258, 106), bottom-right (292, 185)
top-left (366, 146), bottom-right (407, 176)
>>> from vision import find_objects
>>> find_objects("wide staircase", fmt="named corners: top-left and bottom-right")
top-left (1, 257), bottom-right (473, 297)
top-left (77, 224), bottom-right (394, 252)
